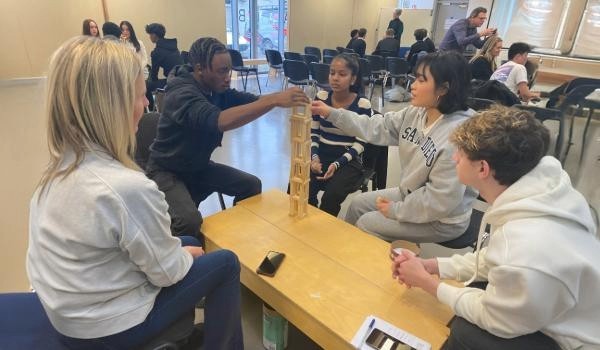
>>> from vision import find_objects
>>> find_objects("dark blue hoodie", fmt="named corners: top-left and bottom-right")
top-left (148, 64), bottom-right (258, 173)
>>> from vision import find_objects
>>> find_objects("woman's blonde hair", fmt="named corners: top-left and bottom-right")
top-left (38, 35), bottom-right (142, 193)
top-left (469, 35), bottom-right (503, 71)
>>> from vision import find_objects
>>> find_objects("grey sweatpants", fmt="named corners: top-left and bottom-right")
top-left (345, 188), bottom-right (468, 243)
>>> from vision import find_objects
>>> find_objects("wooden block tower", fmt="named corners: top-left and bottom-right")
top-left (289, 104), bottom-right (312, 218)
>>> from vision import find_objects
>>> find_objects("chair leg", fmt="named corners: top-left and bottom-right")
top-left (217, 192), bottom-right (226, 211)
top-left (371, 172), bottom-right (378, 191)
top-left (266, 68), bottom-right (271, 87)
top-left (580, 108), bottom-right (594, 163)
top-left (242, 71), bottom-right (248, 91)
top-left (151, 90), bottom-right (158, 112)
top-left (255, 70), bottom-right (261, 94)
top-left (381, 74), bottom-right (387, 107)
top-left (555, 117), bottom-right (564, 159)
top-left (562, 106), bottom-right (581, 164)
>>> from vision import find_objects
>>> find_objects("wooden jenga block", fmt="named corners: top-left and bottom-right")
top-left (289, 103), bottom-right (312, 218)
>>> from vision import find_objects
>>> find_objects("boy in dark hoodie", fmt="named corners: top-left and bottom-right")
top-left (145, 23), bottom-right (184, 110)
top-left (146, 37), bottom-right (309, 242)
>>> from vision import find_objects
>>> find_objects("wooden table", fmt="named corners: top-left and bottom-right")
top-left (203, 190), bottom-right (454, 349)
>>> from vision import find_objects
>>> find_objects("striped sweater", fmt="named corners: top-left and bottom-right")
top-left (311, 90), bottom-right (373, 169)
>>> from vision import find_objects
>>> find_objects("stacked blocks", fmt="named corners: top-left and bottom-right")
top-left (289, 104), bottom-right (312, 218)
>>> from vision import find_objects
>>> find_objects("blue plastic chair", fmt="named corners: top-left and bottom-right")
top-left (0, 292), bottom-right (64, 349)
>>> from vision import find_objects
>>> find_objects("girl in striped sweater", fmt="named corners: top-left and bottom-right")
top-left (309, 54), bottom-right (373, 216)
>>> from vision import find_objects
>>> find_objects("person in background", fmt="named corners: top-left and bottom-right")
top-left (82, 19), bottom-right (99, 37)
top-left (388, 8), bottom-right (404, 43)
top-left (145, 23), bottom-right (184, 111)
top-left (102, 21), bottom-right (121, 39)
top-left (490, 42), bottom-right (540, 102)
top-left (120, 20), bottom-right (149, 79)
top-left (469, 35), bottom-right (502, 80)
top-left (348, 28), bottom-right (367, 57)
top-left (374, 28), bottom-right (400, 56)
top-left (311, 51), bottom-right (477, 243)
top-left (439, 7), bottom-right (496, 53)
top-left (309, 54), bottom-right (373, 217)
top-left (27, 35), bottom-right (243, 350)
top-left (406, 28), bottom-right (436, 69)
top-left (346, 29), bottom-right (359, 49)
top-left (146, 37), bottom-right (309, 241)
top-left (392, 106), bottom-right (600, 350)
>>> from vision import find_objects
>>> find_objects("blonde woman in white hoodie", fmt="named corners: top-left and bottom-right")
top-left (392, 106), bottom-right (600, 350)
top-left (27, 36), bottom-right (243, 349)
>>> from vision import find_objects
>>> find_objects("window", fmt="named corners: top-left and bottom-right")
top-left (488, 0), bottom-right (596, 58)
top-left (226, 0), bottom-right (288, 59)
top-left (571, 0), bottom-right (600, 58)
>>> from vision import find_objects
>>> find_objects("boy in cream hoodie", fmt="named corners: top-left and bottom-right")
top-left (392, 106), bottom-right (600, 350)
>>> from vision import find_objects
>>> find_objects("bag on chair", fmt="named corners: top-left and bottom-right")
top-left (384, 86), bottom-right (412, 102)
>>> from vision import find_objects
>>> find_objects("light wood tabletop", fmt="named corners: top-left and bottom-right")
top-left (202, 189), bottom-right (454, 349)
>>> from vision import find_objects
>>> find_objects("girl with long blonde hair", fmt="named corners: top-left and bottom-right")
top-left (28, 36), bottom-right (242, 349)
top-left (469, 35), bottom-right (503, 80)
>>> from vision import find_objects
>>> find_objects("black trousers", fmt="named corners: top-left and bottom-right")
top-left (147, 160), bottom-right (262, 243)
top-left (443, 282), bottom-right (561, 350)
top-left (444, 317), bottom-right (561, 350)
top-left (308, 145), bottom-right (363, 217)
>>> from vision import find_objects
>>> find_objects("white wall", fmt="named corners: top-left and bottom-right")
top-left (0, 0), bottom-right (226, 80)
top-left (288, 0), bottom-right (354, 53)
top-left (0, 0), bottom-right (104, 79)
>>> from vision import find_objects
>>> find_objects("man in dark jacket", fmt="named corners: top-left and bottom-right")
top-left (406, 28), bottom-right (436, 68)
top-left (146, 37), bottom-right (309, 241)
top-left (349, 28), bottom-right (367, 57)
top-left (374, 28), bottom-right (400, 56)
top-left (345, 29), bottom-right (359, 49)
top-left (387, 9), bottom-right (404, 43)
top-left (145, 23), bottom-right (184, 110)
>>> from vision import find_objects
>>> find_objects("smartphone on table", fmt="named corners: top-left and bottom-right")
top-left (365, 328), bottom-right (417, 350)
top-left (256, 251), bottom-right (285, 277)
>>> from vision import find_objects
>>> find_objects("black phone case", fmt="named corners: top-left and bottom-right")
top-left (256, 251), bottom-right (285, 277)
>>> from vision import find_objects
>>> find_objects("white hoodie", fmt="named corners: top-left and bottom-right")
top-left (436, 156), bottom-right (600, 349)
top-left (27, 149), bottom-right (192, 338)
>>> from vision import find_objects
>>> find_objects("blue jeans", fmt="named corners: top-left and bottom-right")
top-left (60, 236), bottom-right (243, 349)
